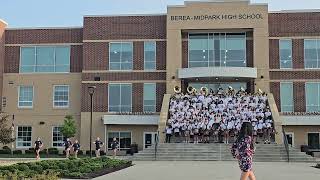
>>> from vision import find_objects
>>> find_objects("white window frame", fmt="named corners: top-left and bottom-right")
top-left (107, 131), bottom-right (132, 150)
top-left (304, 39), bottom-right (320, 69)
top-left (108, 83), bottom-right (132, 112)
top-left (52, 126), bottom-right (64, 148)
top-left (305, 82), bottom-right (320, 112)
top-left (18, 86), bottom-right (34, 109)
top-left (144, 41), bottom-right (157, 71)
top-left (279, 39), bottom-right (293, 69)
top-left (19, 46), bottom-right (71, 74)
top-left (143, 83), bottom-right (156, 112)
top-left (143, 132), bottom-right (158, 149)
top-left (108, 42), bottom-right (133, 71)
top-left (53, 85), bottom-right (70, 108)
top-left (280, 82), bottom-right (294, 112)
top-left (16, 126), bottom-right (32, 148)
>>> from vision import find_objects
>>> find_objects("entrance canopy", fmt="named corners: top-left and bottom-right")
top-left (103, 115), bottom-right (159, 125)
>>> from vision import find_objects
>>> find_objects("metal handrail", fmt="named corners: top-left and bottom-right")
top-left (154, 131), bottom-right (160, 161)
top-left (282, 126), bottom-right (290, 162)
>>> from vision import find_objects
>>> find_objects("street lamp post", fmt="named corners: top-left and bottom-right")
top-left (88, 86), bottom-right (96, 158)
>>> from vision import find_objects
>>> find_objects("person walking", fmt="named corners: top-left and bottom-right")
top-left (111, 137), bottom-right (119, 158)
top-left (94, 137), bottom-right (104, 157)
top-left (73, 140), bottom-right (80, 158)
top-left (231, 122), bottom-right (256, 180)
top-left (64, 138), bottom-right (72, 158)
top-left (34, 137), bottom-right (43, 160)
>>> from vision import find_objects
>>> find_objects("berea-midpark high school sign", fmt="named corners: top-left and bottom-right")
top-left (170, 14), bottom-right (263, 21)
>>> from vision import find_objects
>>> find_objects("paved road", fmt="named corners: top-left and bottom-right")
top-left (95, 161), bottom-right (320, 180)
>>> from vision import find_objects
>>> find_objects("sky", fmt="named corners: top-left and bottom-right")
top-left (1, 0), bottom-right (320, 28)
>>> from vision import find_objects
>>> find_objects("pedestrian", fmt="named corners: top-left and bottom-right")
top-left (64, 138), bottom-right (72, 158)
top-left (73, 140), bottom-right (80, 158)
top-left (111, 137), bottom-right (119, 158)
top-left (94, 137), bottom-right (104, 157)
top-left (231, 122), bottom-right (256, 180)
top-left (34, 137), bottom-right (43, 160)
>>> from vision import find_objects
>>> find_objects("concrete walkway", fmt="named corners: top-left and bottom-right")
top-left (95, 161), bottom-right (320, 180)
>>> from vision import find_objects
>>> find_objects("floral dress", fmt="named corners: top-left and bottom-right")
top-left (231, 136), bottom-right (255, 172)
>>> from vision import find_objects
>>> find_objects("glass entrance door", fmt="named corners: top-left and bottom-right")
top-left (308, 133), bottom-right (320, 149)
top-left (144, 132), bottom-right (158, 149)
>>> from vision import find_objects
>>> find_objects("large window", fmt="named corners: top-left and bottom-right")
top-left (304, 40), bottom-right (320, 69)
top-left (18, 86), bottom-right (34, 108)
top-left (108, 84), bottom-right (132, 112)
top-left (308, 133), bottom-right (320, 149)
top-left (280, 82), bottom-right (294, 112)
top-left (109, 42), bottom-right (133, 70)
top-left (16, 126), bottom-right (32, 148)
top-left (305, 83), bottom-right (320, 112)
top-left (279, 39), bottom-right (292, 69)
top-left (53, 85), bottom-right (69, 108)
top-left (188, 33), bottom-right (246, 68)
top-left (107, 132), bottom-right (131, 150)
top-left (143, 83), bottom-right (156, 112)
top-left (144, 41), bottom-right (156, 70)
top-left (52, 126), bottom-right (64, 148)
top-left (20, 46), bottom-right (70, 73)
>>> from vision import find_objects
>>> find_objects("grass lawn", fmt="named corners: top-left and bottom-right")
top-left (0, 157), bottom-right (132, 179)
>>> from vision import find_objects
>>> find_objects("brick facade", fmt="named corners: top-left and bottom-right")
top-left (270, 71), bottom-right (320, 80)
top-left (156, 83), bottom-right (166, 112)
top-left (133, 41), bottom-right (144, 70)
top-left (269, 12), bottom-right (320, 37)
top-left (83, 42), bottom-right (108, 70)
top-left (292, 39), bottom-right (304, 69)
top-left (156, 41), bottom-right (166, 70)
top-left (83, 15), bottom-right (166, 40)
top-left (82, 72), bottom-right (166, 81)
top-left (132, 83), bottom-right (144, 112)
top-left (293, 82), bottom-right (306, 112)
top-left (182, 40), bottom-right (188, 68)
top-left (269, 39), bottom-right (279, 69)
top-left (270, 82), bottom-right (281, 112)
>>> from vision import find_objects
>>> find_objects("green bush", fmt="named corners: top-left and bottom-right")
top-left (48, 148), bottom-right (59, 155)
top-left (0, 157), bottom-right (132, 179)
top-left (0, 149), bottom-right (11, 154)
top-left (25, 149), bottom-right (34, 154)
top-left (13, 150), bottom-right (22, 154)
top-left (2, 146), bottom-right (11, 150)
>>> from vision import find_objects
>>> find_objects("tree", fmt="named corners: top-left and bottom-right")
top-left (61, 115), bottom-right (77, 138)
top-left (0, 113), bottom-right (15, 145)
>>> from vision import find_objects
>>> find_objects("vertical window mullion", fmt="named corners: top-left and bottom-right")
top-left (120, 43), bottom-right (123, 70)
top-left (53, 47), bottom-right (56, 72)
top-left (34, 47), bottom-right (37, 72)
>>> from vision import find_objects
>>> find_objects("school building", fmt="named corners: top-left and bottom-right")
top-left (0, 0), bottom-right (319, 152)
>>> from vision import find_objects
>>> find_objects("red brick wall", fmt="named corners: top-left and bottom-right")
top-left (292, 39), bottom-right (304, 69)
top-left (70, 46), bottom-right (83, 72)
top-left (81, 83), bottom-right (108, 112)
top-left (182, 40), bottom-right (188, 68)
top-left (82, 72), bottom-right (166, 81)
top-left (5, 28), bottom-right (82, 44)
top-left (83, 16), bottom-right (166, 40)
top-left (293, 82), bottom-right (306, 112)
top-left (156, 83), bottom-right (166, 112)
top-left (4, 46), bottom-right (19, 73)
top-left (269, 13), bottom-right (320, 37)
top-left (270, 71), bottom-right (320, 80)
top-left (133, 42), bottom-right (144, 70)
top-left (83, 42), bottom-right (108, 70)
top-left (246, 39), bottom-right (253, 67)
top-left (156, 41), bottom-right (166, 70)
top-left (269, 39), bottom-right (279, 69)
top-left (270, 82), bottom-right (281, 112)
top-left (132, 83), bottom-right (143, 112)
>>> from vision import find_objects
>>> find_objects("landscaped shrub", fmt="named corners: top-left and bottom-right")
top-left (40, 149), bottom-right (48, 155)
top-left (0, 149), bottom-right (11, 154)
top-left (0, 157), bottom-right (132, 179)
top-left (85, 150), bottom-right (96, 156)
top-left (25, 149), bottom-right (34, 154)
top-left (48, 148), bottom-right (59, 155)
top-left (2, 146), bottom-right (11, 150)
top-left (13, 150), bottom-right (22, 154)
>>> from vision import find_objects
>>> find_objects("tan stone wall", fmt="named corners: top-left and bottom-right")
top-left (283, 125), bottom-right (320, 148)
top-left (1, 73), bottom-right (82, 149)
top-left (166, 1), bottom-right (270, 93)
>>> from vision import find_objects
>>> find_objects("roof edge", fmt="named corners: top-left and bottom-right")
top-left (5, 26), bottom-right (83, 30)
top-left (84, 13), bottom-right (167, 18)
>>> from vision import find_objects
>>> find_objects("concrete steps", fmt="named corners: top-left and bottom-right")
top-left (132, 143), bottom-right (317, 162)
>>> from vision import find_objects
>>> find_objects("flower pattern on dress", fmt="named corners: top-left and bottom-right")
top-left (231, 136), bottom-right (255, 172)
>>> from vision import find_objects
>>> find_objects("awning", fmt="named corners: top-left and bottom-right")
top-left (282, 116), bottom-right (320, 126)
top-left (103, 115), bottom-right (159, 125)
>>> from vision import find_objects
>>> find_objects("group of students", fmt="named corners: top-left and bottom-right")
top-left (165, 87), bottom-right (275, 144)
top-left (34, 137), bottom-right (119, 160)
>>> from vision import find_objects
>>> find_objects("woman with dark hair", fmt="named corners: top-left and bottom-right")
top-left (231, 122), bottom-right (256, 180)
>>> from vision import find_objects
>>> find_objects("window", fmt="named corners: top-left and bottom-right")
top-left (188, 33), bottom-right (246, 68)
top-left (107, 132), bottom-right (131, 150)
top-left (18, 86), bottom-right (34, 108)
top-left (279, 39), bottom-right (292, 69)
top-left (143, 83), bottom-right (156, 112)
top-left (109, 42), bottom-right (133, 70)
top-left (20, 46), bottom-right (70, 73)
top-left (144, 41), bottom-right (156, 70)
top-left (108, 84), bottom-right (132, 112)
top-left (16, 126), bottom-right (32, 148)
top-left (280, 82), bottom-right (293, 112)
top-left (304, 39), bottom-right (320, 68)
top-left (305, 83), bottom-right (320, 112)
top-left (53, 85), bottom-right (69, 108)
top-left (307, 133), bottom-right (320, 149)
top-left (52, 127), bottom-right (64, 147)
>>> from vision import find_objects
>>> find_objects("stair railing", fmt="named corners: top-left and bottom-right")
top-left (282, 126), bottom-right (290, 162)
top-left (155, 130), bottom-right (160, 161)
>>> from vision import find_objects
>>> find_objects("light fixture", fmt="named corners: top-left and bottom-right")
top-left (243, 61), bottom-right (246, 64)
top-left (224, 61), bottom-right (226, 64)
top-left (202, 50), bottom-right (206, 53)
top-left (114, 51), bottom-right (118, 54)
top-left (235, 78), bottom-right (239, 81)
top-left (215, 78), bottom-right (219, 80)
top-left (225, 50), bottom-right (228, 52)
top-left (203, 56), bottom-right (206, 59)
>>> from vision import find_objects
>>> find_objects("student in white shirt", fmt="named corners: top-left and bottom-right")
top-left (165, 125), bottom-right (173, 143)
